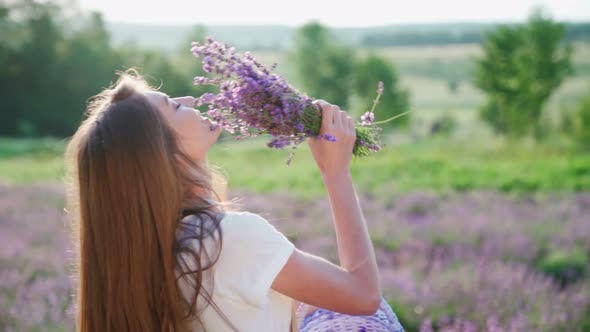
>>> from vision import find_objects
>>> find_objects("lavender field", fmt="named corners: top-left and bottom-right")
top-left (1, 182), bottom-right (589, 331)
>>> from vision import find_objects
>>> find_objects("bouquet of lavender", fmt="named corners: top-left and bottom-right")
top-left (191, 37), bottom-right (407, 164)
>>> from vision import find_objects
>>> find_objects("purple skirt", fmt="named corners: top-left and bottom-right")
top-left (297, 297), bottom-right (404, 332)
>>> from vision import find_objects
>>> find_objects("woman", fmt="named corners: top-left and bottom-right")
top-left (65, 69), bottom-right (404, 331)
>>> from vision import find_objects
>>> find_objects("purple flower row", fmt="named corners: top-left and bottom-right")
top-left (3, 186), bottom-right (588, 330)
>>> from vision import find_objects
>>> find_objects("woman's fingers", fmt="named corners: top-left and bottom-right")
top-left (332, 106), bottom-right (342, 127)
top-left (313, 100), bottom-right (333, 132)
top-left (339, 111), bottom-right (348, 129)
top-left (312, 100), bottom-right (354, 137)
top-left (347, 117), bottom-right (355, 135)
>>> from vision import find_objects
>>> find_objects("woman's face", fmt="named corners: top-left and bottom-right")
top-left (145, 91), bottom-right (222, 162)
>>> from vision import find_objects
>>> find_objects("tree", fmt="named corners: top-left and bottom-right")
top-left (354, 54), bottom-right (409, 130)
top-left (291, 22), bottom-right (355, 109)
top-left (562, 90), bottom-right (590, 150)
top-left (0, 0), bottom-right (201, 137)
top-left (474, 8), bottom-right (572, 137)
top-left (0, 0), bottom-right (64, 136)
top-left (173, 24), bottom-right (216, 99)
top-left (0, 3), bottom-right (20, 135)
top-left (56, 12), bottom-right (121, 136)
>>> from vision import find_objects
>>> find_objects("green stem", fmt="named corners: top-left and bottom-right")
top-left (370, 110), bottom-right (411, 125)
top-left (368, 91), bottom-right (383, 115)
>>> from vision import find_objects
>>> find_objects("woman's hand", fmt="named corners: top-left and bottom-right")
top-left (308, 100), bottom-right (356, 177)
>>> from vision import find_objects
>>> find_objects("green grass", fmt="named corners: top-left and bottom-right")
top-left (2, 43), bottom-right (588, 194)
top-left (0, 156), bottom-right (65, 184)
top-left (215, 136), bottom-right (590, 197)
top-left (0, 137), bottom-right (68, 159)
top-left (0, 138), bottom-right (67, 183)
top-left (2, 136), bottom-right (588, 198)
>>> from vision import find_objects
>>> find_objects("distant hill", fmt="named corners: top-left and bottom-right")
top-left (106, 22), bottom-right (293, 53)
top-left (106, 21), bottom-right (590, 53)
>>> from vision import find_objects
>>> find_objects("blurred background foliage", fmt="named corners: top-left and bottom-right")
top-left (1, 0), bottom-right (589, 142)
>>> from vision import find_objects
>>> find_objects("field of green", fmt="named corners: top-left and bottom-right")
top-left (1, 134), bottom-right (589, 200)
top-left (2, 43), bottom-right (589, 198)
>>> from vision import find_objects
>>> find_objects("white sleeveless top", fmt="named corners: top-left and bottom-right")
top-left (176, 210), bottom-right (295, 332)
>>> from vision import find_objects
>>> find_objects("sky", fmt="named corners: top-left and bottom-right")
top-left (79, 0), bottom-right (590, 27)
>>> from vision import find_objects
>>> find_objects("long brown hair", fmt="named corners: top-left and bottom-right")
top-left (64, 69), bottom-right (237, 331)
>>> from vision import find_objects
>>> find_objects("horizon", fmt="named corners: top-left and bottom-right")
top-left (81, 0), bottom-right (590, 27)
top-left (105, 18), bottom-right (590, 29)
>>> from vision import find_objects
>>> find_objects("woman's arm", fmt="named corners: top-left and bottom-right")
top-left (271, 101), bottom-right (381, 315)
top-left (323, 169), bottom-right (381, 299)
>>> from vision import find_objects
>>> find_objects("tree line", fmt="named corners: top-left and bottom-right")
top-left (361, 22), bottom-right (590, 47)
top-left (0, 1), bottom-right (209, 137)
